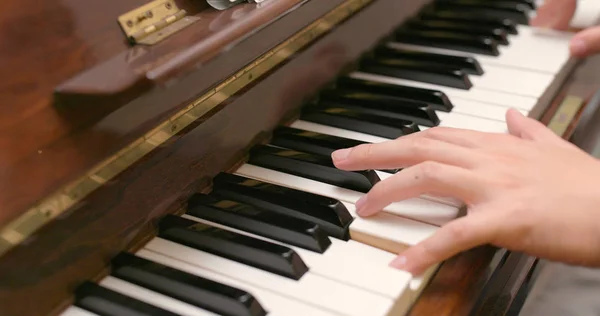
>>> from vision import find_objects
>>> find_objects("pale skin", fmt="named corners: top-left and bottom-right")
top-left (332, 109), bottom-right (600, 275)
top-left (531, 0), bottom-right (600, 57)
top-left (329, 0), bottom-right (600, 277)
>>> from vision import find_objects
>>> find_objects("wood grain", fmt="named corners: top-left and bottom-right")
top-left (0, 0), bottom-right (430, 315)
top-left (0, 0), bottom-right (309, 230)
top-left (1, 0), bottom-right (595, 315)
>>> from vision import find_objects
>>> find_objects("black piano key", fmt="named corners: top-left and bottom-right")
top-left (373, 45), bottom-right (484, 75)
top-left (211, 173), bottom-right (352, 240)
top-left (317, 90), bottom-right (440, 127)
top-left (300, 105), bottom-right (420, 139)
top-left (111, 253), bottom-right (266, 316)
top-left (394, 28), bottom-right (500, 56)
top-left (419, 10), bottom-right (519, 34)
top-left (158, 214), bottom-right (308, 280)
top-left (272, 126), bottom-right (365, 156)
top-left (359, 56), bottom-right (472, 89)
top-left (74, 281), bottom-right (177, 316)
top-left (187, 193), bottom-right (331, 253)
top-left (435, 0), bottom-right (536, 10)
top-left (335, 77), bottom-right (454, 111)
top-left (433, 0), bottom-right (532, 12)
top-left (430, 1), bottom-right (531, 24)
top-left (404, 18), bottom-right (509, 45)
top-left (248, 144), bottom-right (380, 193)
top-left (270, 127), bottom-right (404, 173)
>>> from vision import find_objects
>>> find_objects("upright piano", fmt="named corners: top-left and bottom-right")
top-left (2, 0), bottom-right (600, 315)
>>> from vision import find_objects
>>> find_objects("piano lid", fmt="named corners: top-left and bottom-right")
top-left (0, 0), bottom-right (376, 256)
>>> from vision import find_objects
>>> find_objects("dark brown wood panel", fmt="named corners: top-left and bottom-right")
top-left (0, 0), bottom-right (334, 229)
top-left (408, 247), bottom-right (502, 316)
top-left (0, 0), bottom-right (431, 315)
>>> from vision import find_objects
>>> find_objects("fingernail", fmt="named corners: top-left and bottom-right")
top-left (331, 148), bottom-right (351, 162)
top-left (509, 107), bottom-right (525, 117)
top-left (355, 195), bottom-right (368, 216)
top-left (571, 39), bottom-right (587, 56)
top-left (389, 256), bottom-right (407, 269)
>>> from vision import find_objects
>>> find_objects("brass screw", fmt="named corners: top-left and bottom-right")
top-left (165, 2), bottom-right (172, 9)
top-left (146, 10), bottom-right (153, 18)
top-left (127, 20), bottom-right (134, 27)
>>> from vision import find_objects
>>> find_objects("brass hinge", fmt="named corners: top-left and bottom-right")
top-left (118, 0), bottom-right (200, 45)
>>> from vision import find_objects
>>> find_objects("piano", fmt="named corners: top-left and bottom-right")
top-left (2, 0), bottom-right (600, 315)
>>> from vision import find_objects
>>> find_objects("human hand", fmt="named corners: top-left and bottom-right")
top-left (331, 109), bottom-right (600, 275)
top-left (530, 0), bottom-right (600, 57)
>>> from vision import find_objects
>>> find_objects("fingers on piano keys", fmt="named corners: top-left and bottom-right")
top-left (62, 2), bottom-right (576, 316)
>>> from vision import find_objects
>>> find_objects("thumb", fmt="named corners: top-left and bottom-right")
top-left (570, 26), bottom-right (600, 57)
top-left (505, 108), bottom-right (562, 144)
top-left (389, 210), bottom-right (498, 275)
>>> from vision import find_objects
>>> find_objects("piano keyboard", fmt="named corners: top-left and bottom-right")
top-left (60, 1), bottom-right (576, 315)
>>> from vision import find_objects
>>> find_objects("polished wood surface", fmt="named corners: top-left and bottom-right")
top-left (1, 0), bottom-right (597, 315)
top-left (0, 0), bottom-right (309, 229)
top-left (0, 1), bottom-right (431, 315)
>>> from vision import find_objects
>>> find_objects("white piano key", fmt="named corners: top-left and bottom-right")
top-left (99, 276), bottom-right (218, 316)
top-left (407, 265), bottom-right (440, 302)
top-left (436, 112), bottom-right (508, 133)
top-left (340, 201), bottom-right (438, 253)
top-left (350, 72), bottom-right (538, 111)
top-left (236, 164), bottom-right (459, 226)
top-left (358, 58), bottom-right (554, 98)
top-left (387, 26), bottom-right (573, 74)
top-left (181, 213), bottom-right (413, 300)
top-left (467, 63), bottom-right (555, 98)
top-left (335, 230), bottom-right (440, 302)
top-left (144, 238), bottom-right (397, 316)
top-left (449, 98), bottom-right (527, 121)
top-left (290, 120), bottom-right (392, 143)
top-left (488, 27), bottom-right (571, 73)
top-left (60, 306), bottom-right (98, 316)
top-left (136, 249), bottom-right (336, 316)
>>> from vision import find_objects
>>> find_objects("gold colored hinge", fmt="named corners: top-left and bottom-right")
top-left (118, 0), bottom-right (200, 45)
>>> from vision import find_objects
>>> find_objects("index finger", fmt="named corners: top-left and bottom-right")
top-left (331, 135), bottom-right (479, 171)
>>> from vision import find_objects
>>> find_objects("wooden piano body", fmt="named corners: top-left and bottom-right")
top-left (1, 0), bottom-right (599, 315)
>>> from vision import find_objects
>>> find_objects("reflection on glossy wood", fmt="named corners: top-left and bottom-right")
top-left (0, 0), bottom-right (591, 315)
top-left (0, 0), bottom-right (307, 230)
top-left (0, 0), bottom-right (374, 257)
top-left (409, 247), bottom-right (499, 316)
top-left (0, 0), bottom-right (431, 314)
